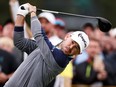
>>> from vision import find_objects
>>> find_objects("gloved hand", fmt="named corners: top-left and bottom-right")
top-left (17, 3), bottom-right (29, 17)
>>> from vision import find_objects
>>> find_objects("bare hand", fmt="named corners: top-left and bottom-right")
top-left (93, 56), bottom-right (105, 72)
top-left (97, 71), bottom-right (107, 80)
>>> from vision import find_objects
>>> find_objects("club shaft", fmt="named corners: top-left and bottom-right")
top-left (37, 8), bottom-right (96, 19)
top-left (37, 8), bottom-right (112, 32)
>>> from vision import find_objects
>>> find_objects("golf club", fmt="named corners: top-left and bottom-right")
top-left (37, 9), bottom-right (112, 32)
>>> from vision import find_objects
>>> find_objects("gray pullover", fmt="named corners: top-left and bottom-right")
top-left (4, 16), bottom-right (66, 87)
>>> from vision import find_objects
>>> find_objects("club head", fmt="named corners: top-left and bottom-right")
top-left (97, 17), bottom-right (112, 32)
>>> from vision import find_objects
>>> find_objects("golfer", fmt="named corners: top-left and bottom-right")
top-left (4, 3), bottom-right (89, 87)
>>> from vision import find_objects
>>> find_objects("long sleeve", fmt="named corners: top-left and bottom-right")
top-left (31, 16), bottom-right (71, 68)
top-left (14, 26), bottom-right (38, 54)
top-left (31, 16), bottom-right (54, 50)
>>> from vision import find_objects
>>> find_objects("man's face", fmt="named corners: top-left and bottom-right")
top-left (84, 27), bottom-right (94, 37)
top-left (54, 25), bottom-right (66, 39)
top-left (3, 23), bottom-right (14, 39)
top-left (61, 35), bottom-right (80, 56)
top-left (86, 40), bottom-right (101, 58)
top-left (39, 18), bottom-right (54, 33)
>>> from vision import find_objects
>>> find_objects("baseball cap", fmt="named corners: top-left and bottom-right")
top-left (38, 12), bottom-right (55, 24)
top-left (71, 31), bottom-right (89, 53)
top-left (55, 18), bottom-right (65, 27)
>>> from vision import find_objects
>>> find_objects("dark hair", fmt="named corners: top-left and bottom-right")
top-left (3, 19), bottom-right (14, 26)
top-left (83, 23), bottom-right (94, 30)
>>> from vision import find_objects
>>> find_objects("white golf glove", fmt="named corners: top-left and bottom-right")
top-left (17, 3), bottom-right (29, 17)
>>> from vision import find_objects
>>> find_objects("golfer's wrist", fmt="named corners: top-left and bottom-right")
top-left (30, 11), bottom-right (36, 17)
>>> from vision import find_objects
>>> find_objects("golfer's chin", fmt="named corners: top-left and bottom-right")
top-left (63, 49), bottom-right (71, 55)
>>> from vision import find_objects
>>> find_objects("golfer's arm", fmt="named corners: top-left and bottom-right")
top-left (14, 15), bottom-right (38, 54)
top-left (31, 13), bottom-right (42, 40)
top-left (31, 12), bottom-right (54, 50)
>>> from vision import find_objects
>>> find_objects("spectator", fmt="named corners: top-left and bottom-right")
top-left (0, 37), bottom-right (14, 53)
top-left (0, 37), bottom-right (19, 87)
top-left (94, 28), bottom-right (105, 42)
top-left (101, 33), bottom-right (116, 85)
top-left (74, 23), bottom-right (95, 64)
top-left (101, 35), bottom-right (114, 58)
top-left (2, 19), bottom-right (14, 39)
top-left (54, 18), bottom-right (66, 39)
top-left (38, 12), bottom-right (56, 38)
top-left (102, 51), bottom-right (116, 85)
top-left (82, 23), bottom-right (95, 38)
top-left (38, 12), bottom-right (62, 46)
top-left (0, 49), bottom-right (18, 87)
top-left (3, 19), bottom-right (23, 65)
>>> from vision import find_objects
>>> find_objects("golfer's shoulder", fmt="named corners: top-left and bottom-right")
top-left (52, 48), bottom-right (71, 68)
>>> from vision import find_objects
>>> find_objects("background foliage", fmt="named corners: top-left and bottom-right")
top-left (0, 0), bottom-right (116, 28)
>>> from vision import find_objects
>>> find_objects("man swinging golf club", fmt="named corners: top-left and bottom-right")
top-left (4, 3), bottom-right (89, 87)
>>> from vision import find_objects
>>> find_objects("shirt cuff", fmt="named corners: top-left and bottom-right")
top-left (14, 26), bottom-right (24, 32)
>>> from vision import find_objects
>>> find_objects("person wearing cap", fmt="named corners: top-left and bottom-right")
top-left (54, 18), bottom-right (66, 39)
top-left (4, 3), bottom-right (89, 87)
top-left (38, 12), bottom-right (56, 38)
top-left (38, 12), bottom-right (63, 46)
top-left (83, 23), bottom-right (95, 38)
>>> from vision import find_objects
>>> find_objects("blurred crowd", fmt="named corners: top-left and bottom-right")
top-left (0, 0), bottom-right (116, 87)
